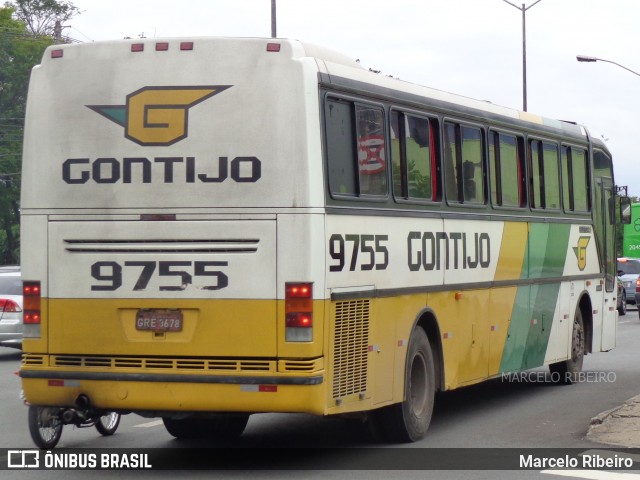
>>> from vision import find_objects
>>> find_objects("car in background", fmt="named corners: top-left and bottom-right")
top-left (617, 257), bottom-right (640, 308)
top-left (617, 277), bottom-right (627, 316)
top-left (0, 266), bottom-right (22, 349)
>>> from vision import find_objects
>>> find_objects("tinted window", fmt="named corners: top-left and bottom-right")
top-left (618, 260), bottom-right (640, 275)
top-left (0, 276), bottom-right (22, 295)
top-left (355, 105), bottom-right (387, 196)
top-left (562, 146), bottom-right (589, 213)
top-left (325, 98), bottom-right (387, 197)
top-left (444, 122), bottom-right (485, 204)
top-left (489, 132), bottom-right (525, 208)
top-left (529, 140), bottom-right (560, 210)
top-left (326, 99), bottom-right (357, 196)
top-left (391, 111), bottom-right (438, 201)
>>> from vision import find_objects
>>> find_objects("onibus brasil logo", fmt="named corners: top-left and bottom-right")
top-left (88, 85), bottom-right (231, 146)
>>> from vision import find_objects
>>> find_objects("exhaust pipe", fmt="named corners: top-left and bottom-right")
top-left (75, 394), bottom-right (90, 410)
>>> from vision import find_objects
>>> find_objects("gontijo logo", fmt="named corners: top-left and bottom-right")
top-left (88, 85), bottom-right (231, 146)
top-left (573, 236), bottom-right (590, 271)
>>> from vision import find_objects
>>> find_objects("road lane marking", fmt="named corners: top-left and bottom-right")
top-left (135, 419), bottom-right (164, 428)
top-left (541, 470), bottom-right (640, 480)
top-left (581, 450), bottom-right (640, 465)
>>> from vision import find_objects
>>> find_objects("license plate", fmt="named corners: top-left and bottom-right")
top-left (624, 281), bottom-right (632, 288)
top-left (136, 309), bottom-right (183, 332)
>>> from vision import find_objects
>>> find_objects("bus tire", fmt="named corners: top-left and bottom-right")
top-left (549, 308), bottom-right (585, 384)
top-left (95, 412), bottom-right (121, 436)
top-left (28, 406), bottom-right (63, 449)
top-left (368, 327), bottom-right (435, 443)
top-left (163, 414), bottom-right (249, 440)
top-left (201, 414), bottom-right (249, 439)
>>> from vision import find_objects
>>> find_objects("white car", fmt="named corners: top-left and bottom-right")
top-left (0, 266), bottom-right (22, 349)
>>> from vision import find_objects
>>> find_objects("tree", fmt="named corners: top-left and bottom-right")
top-left (10, 0), bottom-right (80, 37)
top-left (0, 1), bottom-right (79, 264)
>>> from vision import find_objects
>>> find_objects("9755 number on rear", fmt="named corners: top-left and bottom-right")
top-left (90, 260), bottom-right (228, 291)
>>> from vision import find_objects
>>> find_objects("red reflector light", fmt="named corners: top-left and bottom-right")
top-left (286, 312), bottom-right (312, 328)
top-left (24, 311), bottom-right (41, 324)
top-left (180, 42), bottom-right (194, 51)
top-left (131, 43), bottom-right (144, 52)
top-left (23, 284), bottom-right (40, 296)
top-left (266, 43), bottom-right (281, 52)
top-left (156, 42), bottom-right (169, 51)
top-left (286, 283), bottom-right (312, 298)
top-left (51, 49), bottom-right (63, 58)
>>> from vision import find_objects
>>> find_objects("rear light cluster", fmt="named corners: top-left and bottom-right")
top-left (0, 299), bottom-right (21, 313)
top-left (23, 281), bottom-right (41, 324)
top-left (285, 282), bottom-right (313, 342)
top-left (636, 279), bottom-right (640, 293)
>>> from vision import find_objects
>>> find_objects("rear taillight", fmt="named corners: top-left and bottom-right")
top-left (636, 279), bottom-right (640, 293)
top-left (0, 299), bottom-right (22, 313)
top-left (23, 281), bottom-right (41, 324)
top-left (285, 282), bottom-right (313, 342)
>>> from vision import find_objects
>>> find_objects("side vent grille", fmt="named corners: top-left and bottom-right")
top-left (332, 300), bottom-right (370, 399)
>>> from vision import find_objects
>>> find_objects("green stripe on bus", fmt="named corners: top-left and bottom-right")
top-left (499, 223), bottom-right (571, 372)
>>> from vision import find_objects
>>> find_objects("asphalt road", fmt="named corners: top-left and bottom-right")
top-left (1, 308), bottom-right (640, 479)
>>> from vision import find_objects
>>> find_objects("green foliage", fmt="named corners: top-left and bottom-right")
top-left (0, 1), bottom-right (77, 264)
top-left (11, 0), bottom-right (81, 36)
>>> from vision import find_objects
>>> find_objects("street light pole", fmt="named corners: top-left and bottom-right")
top-left (271, 0), bottom-right (277, 38)
top-left (576, 55), bottom-right (640, 78)
top-left (502, 0), bottom-right (543, 112)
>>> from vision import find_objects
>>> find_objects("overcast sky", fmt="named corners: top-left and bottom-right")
top-left (65, 0), bottom-right (640, 196)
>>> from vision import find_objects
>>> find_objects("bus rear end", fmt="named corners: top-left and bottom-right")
top-left (20, 38), bottom-right (329, 422)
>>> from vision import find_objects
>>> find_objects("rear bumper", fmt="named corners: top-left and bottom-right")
top-left (625, 287), bottom-right (637, 303)
top-left (0, 334), bottom-right (22, 349)
top-left (20, 367), bottom-right (327, 415)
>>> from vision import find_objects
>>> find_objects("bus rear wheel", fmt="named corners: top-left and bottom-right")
top-left (368, 327), bottom-right (435, 443)
top-left (28, 406), bottom-right (63, 449)
top-left (549, 308), bottom-right (585, 384)
top-left (163, 414), bottom-right (249, 440)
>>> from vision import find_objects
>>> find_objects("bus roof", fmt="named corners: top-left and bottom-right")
top-left (39, 36), bottom-right (592, 144)
top-left (293, 39), bottom-right (589, 141)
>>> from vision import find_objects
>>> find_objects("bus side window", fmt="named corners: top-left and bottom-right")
top-left (543, 142), bottom-right (560, 209)
top-left (325, 97), bottom-right (388, 198)
top-left (326, 99), bottom-right (357, 196)
top-left (391, 111), bottom-right (439, 202)
top-left (355, 105), bottom-right (387, 196)
top-left (444, 121), bottom-right (485, 205)
top-left (562, 146), bottom-right (590, 213)
top-left (529, 139), bottom-right (560, 210)
top-left (489, 131), bottom-right (525, 208)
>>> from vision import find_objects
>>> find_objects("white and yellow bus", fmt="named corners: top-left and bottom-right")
top-left (20, 37), bottom-right (629, 444)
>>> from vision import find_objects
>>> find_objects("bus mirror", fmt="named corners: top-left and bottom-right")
top-left (620, 196), bottom-right (632, 224)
